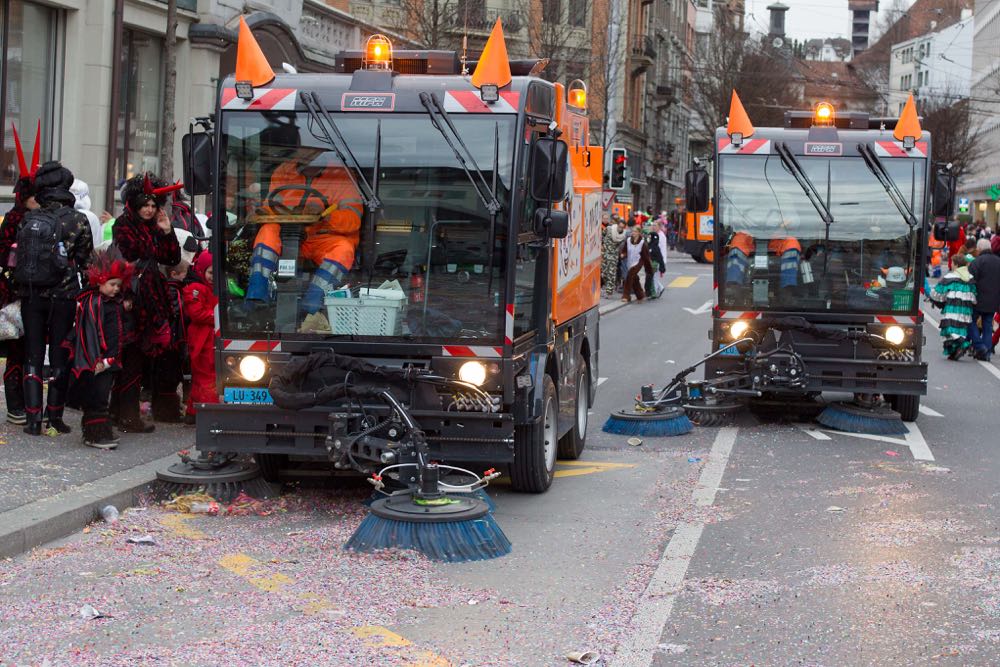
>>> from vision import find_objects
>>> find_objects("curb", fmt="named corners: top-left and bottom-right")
top-left (0, 452), bottom-right (177, 560)
top-left (599, 300), bottom-right (630, 316)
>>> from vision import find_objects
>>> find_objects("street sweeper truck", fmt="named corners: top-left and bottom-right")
top-left (604, 92), bottom-right (955, 437)
top-left (180, 22), bottom-right (603, 496)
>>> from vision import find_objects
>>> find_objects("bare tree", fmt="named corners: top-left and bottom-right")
top-left (388, 0), bottom-right (462, 50)
top-left (688, 6), bottom-right (799, 143)
top-left (159, 0), bottom-right (178, 180)
top-left (918, 94), bottom-right (983, 181)
top-left (512, 0), bottom-right (589, 82)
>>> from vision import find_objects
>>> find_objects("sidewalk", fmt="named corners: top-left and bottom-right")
top-left (0, 402), bottom-right (190, 558)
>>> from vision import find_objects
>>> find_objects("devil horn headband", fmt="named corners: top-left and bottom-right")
top-left (11, 120), bottom-right (41, 179)
top-left (141, 173), bottom-right (184, 198)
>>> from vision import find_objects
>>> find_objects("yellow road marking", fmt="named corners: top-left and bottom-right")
top-left (219, 553), bottom-right (294, 593)
top-left (668, 276), bottom-right (697, 288)
top-left (351, 626), bottom-right (451, 666)
top-left (554, 460), bottom-right (637, 478)
top-left (159, 514), bottom-right (208, 540)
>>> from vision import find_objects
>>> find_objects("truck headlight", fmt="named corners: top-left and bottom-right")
top-left (239, 355), bottom-right (267, 382)
top-left (730, 320), bottom-right (750, 340)
top-left (884, 325), bottom-right (905, 346)
top-left (458, 361), bottom-right (487, 386)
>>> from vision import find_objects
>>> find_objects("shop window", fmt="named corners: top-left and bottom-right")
top-left (0, 0), bottom-right (59, 186)
top-left (115, 29), bottom-right (164, 185)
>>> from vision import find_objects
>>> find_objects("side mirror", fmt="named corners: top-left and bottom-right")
top-left (933, 218), bottom-right (960, 242)
top-left (530, 137), bottom-right (569, 203)
top-left (932, 168), bottom-right (956, 218)
top-left (182, 132), bottom-right (214, 196)
top-left (685, 168), bottom-right (709, 213)
top-left (534, 208), bottom-right (569, 239)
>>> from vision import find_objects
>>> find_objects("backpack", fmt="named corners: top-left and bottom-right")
top-left (14, 208), bottom-right (70, 288)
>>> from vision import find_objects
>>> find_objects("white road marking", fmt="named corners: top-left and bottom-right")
top-left (682, 300), bottom-right (713, 315)
top-left (597, 377), bottom-right (609, 387)
top-left (978, 360), bottom-right (1000, 383)
top-left (923, 312), bottom-right (939, 330)
top-left (610, 427), bottom-right (738, 667)
top-left (918, 405), bottom-right (943, 417)
top-left (801, 427), bottom-right (832, 440)
top-left (819, 422), bottom-right (934, 461)
top-left (903, 422), bottom-right (934, 461)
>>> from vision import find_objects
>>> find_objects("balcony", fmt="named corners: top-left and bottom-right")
top-left (629, 33), bottom-right (656, 72)
top-left (449, 9), bottom-right (526, 35)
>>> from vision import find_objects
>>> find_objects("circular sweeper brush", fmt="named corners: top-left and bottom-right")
top-left (816, 401), bottom-right (907, 435)
top-left (155, 454), bottom-right (277, 503)
top-left (602, 406), bottom-right (694, 437)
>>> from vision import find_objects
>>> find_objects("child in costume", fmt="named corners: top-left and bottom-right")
top-left (930, 253), bottom-right (976, 360)
top-left (183, 252), bottom-right (218, 423)
top-left (70, 251), bottom-right (134, 448)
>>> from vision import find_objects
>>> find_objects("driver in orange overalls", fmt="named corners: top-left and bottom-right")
top-left (245, 156), bottom-right (364, 314)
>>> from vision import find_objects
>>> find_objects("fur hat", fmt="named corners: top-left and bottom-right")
top-left (86, 248), bottom-right (135, 287)
top-left (32, 161), bottom-right (74, 192)
top-left (120, 172), bottom-right (183, 211)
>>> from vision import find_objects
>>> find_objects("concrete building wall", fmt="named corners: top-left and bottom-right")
top-left (887, 16), bottom-right (973, 114)
top-left (962, 0), bottom-right (1000, 225)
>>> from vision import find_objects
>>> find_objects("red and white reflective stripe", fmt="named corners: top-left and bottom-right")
top-left (873, 140), bottom-right (928, 158)
top-left (717, 138), bottom-right (771, 155)
top-left (504, 304), bottom-right (514, 345)
top-left (222, 340), bottom-right (282, 352)
top-left (716, 311), bottom-right (761, 319)
top-left (221, 88), bottom-right (297, 111)
top-left (213, 303), bottom-right (221, 338)
top-left (876, 315), bottom-right (920, 324)
top-left (442, 90), bottom-right (520, 114)
top-left (441, 345), bottom-right (503, 358)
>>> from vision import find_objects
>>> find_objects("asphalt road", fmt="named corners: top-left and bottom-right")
top-left (3, 252), bottom-right (1000, 666)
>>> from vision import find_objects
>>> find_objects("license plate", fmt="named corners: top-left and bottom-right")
top-left (223, 387), bottom-right (273, 404)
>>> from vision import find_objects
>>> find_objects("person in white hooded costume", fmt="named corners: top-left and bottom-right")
top-left (69, 180), bottom-right (104, 250)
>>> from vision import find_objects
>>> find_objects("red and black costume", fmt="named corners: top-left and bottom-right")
top-left (183, 251), bottom-right (218, 417)
top-left (110, 173), bottom-right (182, 431)
top-left (70, 253), bottom-right (132, 445)
top-left (0, 122), bottom-right (41, 424)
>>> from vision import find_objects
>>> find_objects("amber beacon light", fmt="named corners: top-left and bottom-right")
top-left (814, 102), bottom-right (835, 126)
top-left (364, 34), bottom-right (393, 70)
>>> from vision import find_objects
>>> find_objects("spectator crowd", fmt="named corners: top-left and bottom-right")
top-left (0, 134), bottom-right (217, 449)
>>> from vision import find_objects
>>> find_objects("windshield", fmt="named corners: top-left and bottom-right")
top-left (218, 111), bottom-right (515, 341)
top-left (718, 155), bottom-right (925, 313)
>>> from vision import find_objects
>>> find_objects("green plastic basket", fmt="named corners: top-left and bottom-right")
top-left (892, 290), bottom-right (914, 312)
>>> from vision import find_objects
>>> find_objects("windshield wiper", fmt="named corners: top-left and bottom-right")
top-left (418, 92), bottom-right (502, 215)
top-left (857, 143), bottom-right (918, 228)
top-left (775, 142), bottom-right (833, 225)
top-left (299, 91), bottom-right (381, 212)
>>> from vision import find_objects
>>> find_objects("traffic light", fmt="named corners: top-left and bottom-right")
top-left (610, 148), bottom-right (627, 190)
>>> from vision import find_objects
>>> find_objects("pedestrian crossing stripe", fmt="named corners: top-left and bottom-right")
top-left (554, 460), bottom-right (637, 478)
top-left (668, 276), bottom-right (697, 288)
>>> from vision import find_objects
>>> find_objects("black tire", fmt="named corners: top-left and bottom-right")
top-left (888, 394), bottom-right (919, 422)
top-left (558, 356), bottom-right (589, 460)
top-left (511, 374), bottom-right (558, 493)
top-left (255, 453), bottom-right (288, 483)
top-left (697, 243), bottom-right (714, 264)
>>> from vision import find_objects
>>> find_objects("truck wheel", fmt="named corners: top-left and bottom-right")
top-left (511, 374), bottom-right (557, 493)
top-left (558, 357), bottom-right (589, 460)
top-left (888, 394), bottom-right (919, 422)
top-left (255, 453), bottom-right (288, 483)
top-left (699, 244), bottom-right (714, 264)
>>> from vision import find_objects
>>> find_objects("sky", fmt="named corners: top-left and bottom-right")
top-left (744, 0), bottom-right (916, 42)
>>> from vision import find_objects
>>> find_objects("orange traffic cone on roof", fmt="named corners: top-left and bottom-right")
top-left (893, 93), bottom-right (922, 142)
top-left (236, 16), bottom-right (274, 87)
top-left (472, 18), bottom-right (512, 89)
top-left (727, 90), bottom-right (754, 139)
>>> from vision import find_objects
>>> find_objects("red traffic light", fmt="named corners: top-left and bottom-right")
top-left (614, 154), bottom-right (627, 165)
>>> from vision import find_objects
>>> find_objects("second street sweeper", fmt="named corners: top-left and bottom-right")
top-left (605, 92), bottom-right (955, 437)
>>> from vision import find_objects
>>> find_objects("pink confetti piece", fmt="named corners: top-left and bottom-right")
top-left (884, 450), bottom-right (899, 457)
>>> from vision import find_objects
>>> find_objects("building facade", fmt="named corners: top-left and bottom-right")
top-left (887, 13), bottom-right (973, 114)
top-left (1, 0), bottom-right (389, 213)
top-left (962, 0), bottom-right (1000, 226)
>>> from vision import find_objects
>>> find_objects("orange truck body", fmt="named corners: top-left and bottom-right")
top-left (551, 83), bottom-right (603, 325)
